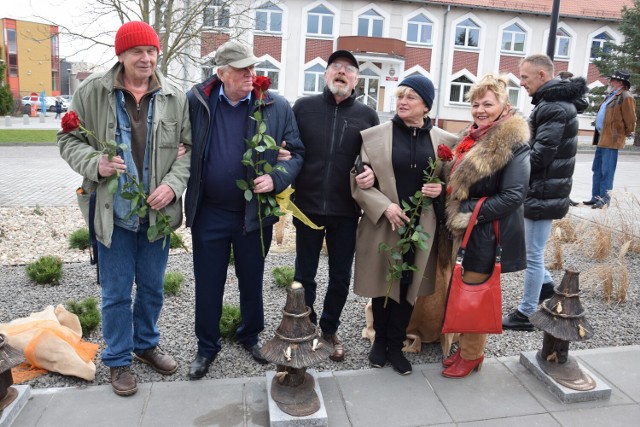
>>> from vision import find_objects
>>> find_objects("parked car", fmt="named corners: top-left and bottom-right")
top-left (21, 95), bottom-right (56, 111)
top-left (46, 97), bottom-right (68, 112)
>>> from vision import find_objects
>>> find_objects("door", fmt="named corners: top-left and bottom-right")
top-left (356, 69), bottom-right (380, 111)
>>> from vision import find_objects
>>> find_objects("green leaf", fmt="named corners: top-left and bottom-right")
top-left (147, 225), bottom-right (158, 240)
top-left (118, 143), bottom-right (129, 153)
top-left (244, 189), bottom-right (253, 201)
top-left (107, 176), bottom-right (119, 195)
top-left (120, 191), bottom-right (136, 200)
top-left (268, 196), bottom-right (276, 207)
top-left (254, 110), bottom-right (262, 122)
top-left (414, 190), bottom-right (422, 199)
top-left (397, 226), bottom-right (406, 235)
top-left (258, 121), bottom-right (267, 134)
top-left (138, 206), bottom-right (147, 218)
top-left (391, 252), bottom-right (402, 261)
top-left (401, 200), bottom-right (411, 210)
top-left (255, 145), bottom-right (266, 153)
top-left (265, 207), bottom-right (271, 216)
top-left (236, 179), bottom-right (249, 191)
top-left (264, 134), bottom-right (276, 146)
top-left (263, 163), bottom-right (273, 173)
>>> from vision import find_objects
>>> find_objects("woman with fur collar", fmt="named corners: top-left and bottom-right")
top-left (441, 74), bottom-right (530, 378)
top-left (351, 75), bottom-right (457, 375)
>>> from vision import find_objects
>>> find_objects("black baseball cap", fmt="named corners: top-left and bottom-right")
top-left (327, 50), bottom-right (359, 69)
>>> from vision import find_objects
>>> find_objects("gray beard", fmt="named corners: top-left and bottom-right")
top-left (328, 81), bottom-right (351, 98)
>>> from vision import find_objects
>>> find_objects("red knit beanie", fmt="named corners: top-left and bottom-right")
top-left (115, 21), bottom-right (160, 55)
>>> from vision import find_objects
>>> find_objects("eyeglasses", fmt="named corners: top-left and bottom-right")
top-left (329, 62), bottom-right (358, 74)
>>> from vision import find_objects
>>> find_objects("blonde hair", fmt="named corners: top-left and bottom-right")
top-left (395, 85), bottom-right (417, 99)
top-left (466, 74), bottom-right (510, 106)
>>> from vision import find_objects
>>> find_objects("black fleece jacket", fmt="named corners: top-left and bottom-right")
top-left (292, 87), bottom-right (379, 217)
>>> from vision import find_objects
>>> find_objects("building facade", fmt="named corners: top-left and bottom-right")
top-left (187, 0), bottom-right (632, 132)
top-left (1, 18), bottom-right (60, 99)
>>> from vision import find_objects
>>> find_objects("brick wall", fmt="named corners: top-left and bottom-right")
top-left (254, 35), bottom-right (282, 62)
top-left (553, 60), bottom-right (569, 75)
top-left (498, 55), bottom-right (522, 76)
top-left (587, 62), bottom-right (607, 85)
top-left (200, 32), bottom-right (230, 57)
top-left (452, 51), bottom-right (479, 75)
top-left (405, 47), bottom-right (432, 71)
top-left (305, 39), bottom-right (333, 63)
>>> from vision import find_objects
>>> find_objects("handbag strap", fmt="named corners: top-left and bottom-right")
top-left (459, 197), bottom-right (502, 251)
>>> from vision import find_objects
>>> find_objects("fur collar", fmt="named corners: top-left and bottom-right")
top-left (445, 114), bottom-right (529, 233)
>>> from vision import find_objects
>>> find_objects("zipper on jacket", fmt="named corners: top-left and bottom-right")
top-left (322, 106), bottom-right (340, 213)
top-left (411, 128), bottom-right (417, 168)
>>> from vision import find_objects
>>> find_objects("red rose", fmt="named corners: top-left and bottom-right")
top-left (61, 111), bottom-right (81, 133)
top-left (437, 144), bottom-right (453, 162)
top-left (253, 76), bottom-right (271, 92)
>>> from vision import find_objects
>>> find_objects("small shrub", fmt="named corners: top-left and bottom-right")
top-left (220, 304), bottom-right (241, 340)
top-left (33, 205), bottom-right (44, 216)
top-left (170, 232), bottom-right (184, 250)
top-left (66, 297), bottom-right (101, 337)
top-left (69, 228), bottom-right (90, 250)
top-left (272, 266), bottom-right (294, 288)
top-left (26, 255), bottom-right (63, 284)
top-left (164, 271), bottom-right (184, 296)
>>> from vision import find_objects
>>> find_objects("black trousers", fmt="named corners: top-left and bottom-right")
top-left (371, 282), bottom-right (413, 352)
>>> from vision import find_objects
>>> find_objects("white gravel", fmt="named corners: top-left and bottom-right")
top-left (0, 207), bottom-right (638, 389)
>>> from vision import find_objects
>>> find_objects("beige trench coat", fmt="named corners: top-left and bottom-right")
top-left (351, 121), bottom-right (457, 305)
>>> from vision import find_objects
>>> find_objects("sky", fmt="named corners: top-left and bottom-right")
top-left (3, 0), bottom-right (118, 65)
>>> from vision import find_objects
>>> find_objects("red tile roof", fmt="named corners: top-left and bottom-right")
top-left (421, 0), bottom-right (633, 20)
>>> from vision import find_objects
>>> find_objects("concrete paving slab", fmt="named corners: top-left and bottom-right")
top-left (0, 385), bottom-right (30, 427)
top-left (8, 389), bottom-right (52, 427)
top-left (317, 374), bottom-right (350, 427)
top-left (576, 348), bottom-right (640, 404)
top-left (501, 357), bottom-right (633, 413)
top-left (266, 370), bottom-right (327, 427)
top-left (424, 359), bottom-right (546, 423)
top-left (520, 351), bottom-right (611, 403)
top-left (140, 378), bottom-right (248, 427)
top-left (550, 403), bottom-right (640, 427)
top-left (458, 413), bottom-right (561, 426)
top-left (334, 367), bottom-right (451, 427)
top-left (244, 379), bottom-right (270, 426)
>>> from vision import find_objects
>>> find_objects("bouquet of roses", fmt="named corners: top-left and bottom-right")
top-left (378, 144), bottom-right (454, 305)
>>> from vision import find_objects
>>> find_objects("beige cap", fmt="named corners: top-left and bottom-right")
top-left (215, 40), bottom-right (260, 68)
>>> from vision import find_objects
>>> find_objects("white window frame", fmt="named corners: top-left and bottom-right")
top-left (406, 13), bottom-right (433, 46)
top-left (555, 28), bottom-right (571, 59)
top-left (455, 18), bottom-right (480, 48)
top-left (255, 57), bottom-right (281, 92)
top-left (358, 9), bottom-right (384, 37)
top-left (306, 4), bottom-right (333, 37)
top-left (501, 23), bottom-right (526, 54)
top-left (303, 63), bottom-right (326, 94)
top-left (255, 1), bottom-right (283, 34)
top-left (449, 73), bottom-right (475, 105)
top-left (203, 0), bottom-right (230, 29)
top-left (590, 32), bottom-right (613, 60)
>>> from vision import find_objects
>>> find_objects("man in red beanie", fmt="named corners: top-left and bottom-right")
top-left (58, 21), bottom-right (192, 396)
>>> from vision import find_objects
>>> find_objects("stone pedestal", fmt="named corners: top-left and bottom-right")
top-left (22, 115), bottom-right (29, 125)
top-left (520, 351), bottom-right (611, 403)
top-left (3, 116), bottom-right (10, 127)
top-left (266, 369), bottom-right (327, 427)
top-left (0, 385), bottom-right (30, 427)
top-left (39, 114), bottom-right (45, 123)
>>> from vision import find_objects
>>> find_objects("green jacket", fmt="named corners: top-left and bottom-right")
top-left (58, 63), bottom-right (192, 247)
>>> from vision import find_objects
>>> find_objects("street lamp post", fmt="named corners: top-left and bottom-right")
top-left (67, 68), bottom-right (72, 96)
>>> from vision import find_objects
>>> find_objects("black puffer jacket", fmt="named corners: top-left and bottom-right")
top-left (525, 77), bottom-right (588, 220)
top-left (292, 87), bottom-right (379, 217)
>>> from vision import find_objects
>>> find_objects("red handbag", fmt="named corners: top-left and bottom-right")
top-left (441, 197), bottom-right (503, 334)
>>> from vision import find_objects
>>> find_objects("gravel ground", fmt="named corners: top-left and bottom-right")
top-left (0, 206), bottom-right (638, 389)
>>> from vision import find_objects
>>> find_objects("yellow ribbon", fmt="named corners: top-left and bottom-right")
top-left (275, 186), bottom-right (324, 230)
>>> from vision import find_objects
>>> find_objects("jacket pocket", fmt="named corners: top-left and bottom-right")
top-left (159, 120), bottom-right (178, 148)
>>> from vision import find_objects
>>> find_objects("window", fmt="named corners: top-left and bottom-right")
top-left (450, 76), bottom-right (473, 103)
top-left (501, 23), bottom-right (525, 53)
top-left (304, 64), bottom-right (326, 93)
top-left (508, 81), bottom-right (520, 107)
top-left (358, 9), bottom-right (383, 37)
top-left (307, 5), bottom-right (333, 36)
top-left (255, 60), bottom-right (280, 92)
top-left (202, 58), bottom-right (216, 80)
top-left (590, 32), bottom-right (613, 60)
top-left (407, 14), bottom-right (433, 45)
top-left (455, 18), bottom-right (479, 48)
top-left (255, 2), bottom-right (282, 33)
top-left (204, 0), bottom-right (230, 28)
top-left (555, 29), bottom-right (571, 58)
top-left (7, 29), bottom-right (18, 77)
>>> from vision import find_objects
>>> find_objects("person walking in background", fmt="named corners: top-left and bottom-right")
top-left (54, 97), bottom-right (63, 119)
top-left (351, 75), bottom-right (456, 375)
top-left (291, 50), bottom-right (379, 362)
top-left (58, 21), bottom-right (192, 396)
top-left (503, 54), bottom-right (588, 331)
top-left (441, 74), bottom-right (530, 378)
top-left (184, 40), bottom-right (304, 379)
top-left (584, 70), bottom-right (636, 209)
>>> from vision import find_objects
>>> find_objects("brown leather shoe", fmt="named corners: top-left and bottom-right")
top-left (322, 332), bottom-right (345, 362)
top-left (110, 366), bottom-right (137, 396)
top-left (134, 346), bottom-right (178, 375)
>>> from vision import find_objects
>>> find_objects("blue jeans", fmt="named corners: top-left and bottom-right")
top-left (192, 205), bottom-right (271, 357)
top-left (591, 147), bottom-right (619, 204)
top-left (518, 218), bottom-right (553, 316)
top-left (293, 215), bottom-right (358, 334)
top-left (98, 223), bottom-right (169, 367)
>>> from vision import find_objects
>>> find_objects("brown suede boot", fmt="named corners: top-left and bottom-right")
top-left (110, 365), bottom-right (137, 396)
top-left (321, 332), bottom-right (345, 362)
top-left (134, 346), bottom-right (178, 375)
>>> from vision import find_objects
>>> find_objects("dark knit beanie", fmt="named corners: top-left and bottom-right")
top-left (115, 21), bottom-right (161, 55)
top-left (399, 75), bottom-right (435, 110)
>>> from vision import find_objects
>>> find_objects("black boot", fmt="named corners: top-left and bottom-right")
top-left (386, 284), bottom-right (413, 375)
top-left (370, 297), bottom-right (389, 368)
top-left (539, 282), bottom-right (555, 304)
